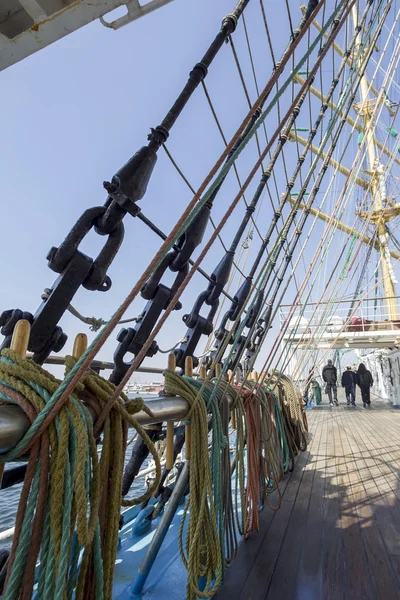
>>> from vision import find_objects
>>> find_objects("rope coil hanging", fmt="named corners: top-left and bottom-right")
top-left (0, 341), bottom-right (161, 600)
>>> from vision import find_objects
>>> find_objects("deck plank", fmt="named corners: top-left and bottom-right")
top-left (293, 412), bottom-right (326, 600)
top-left (215, 397), bottom-right (400, 600)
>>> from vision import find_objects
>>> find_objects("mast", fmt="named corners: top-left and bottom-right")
top-left (351, 3), bottom-right (398, 320)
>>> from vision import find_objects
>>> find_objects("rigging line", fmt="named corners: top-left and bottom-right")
top-left (262, 211), bottom-right (378, 385)
top-left (285, 83), bottom-right (400, 374)
top-left (114, 39), bottom-right (343, 405)
top-left (40, 289), bottom-right (134, 331)
top-left (227, 24), bottom-right (291, 256)
top-left (387, 225), bottom-right (400, 253)
top-left (198, 82), bottom-right (318, 360)
top-left (284, 131), bottom-right (391, 371)
top-left (286, 222), bottom-right (381, 375)
top-left (246, 0), bottom-right (389, 377)
top-left (241, 13), bottom-right (273, 176)
top-left (347, 235), bottom-right (376, 304)
top-left (300, 258), bottom-right (400, 377)
top-left (240, 12), bottom-right (280, 183)
top-left (183, 5), bottom-right (342, 370)
top-left (266, 7), bottom-right (293, 204)
top-left (190, 2), bottom-right (361, 379)
top-left (317, 0), bottom-right (328, 150)
top-left (201, 81), bottom-right (265, 244)
top-left (228, 35), bottom-right (266, 176)
top-left (277, 86), bottom-right (374, 330)
top-left (50, 0), bottom-right (338, 415)
top-left (230, 4), bottom-right (317, 222)
top-left (191, 0), bottom-right (349, 247)
top-left (259, 0), bottom-right (276, 68)
top-left (240, 13), bottom-right (304, 297)
top-left (205, 46), bottom-right (298, 300)
top-left (285, 0), bottom-right (295, 38)
top-left (291, 276), bottom-right (375, 379)
top-left (161, 144), bottom-right (249, 281)
top-left (246, 12), bottom-right (330, 296)
top-left (201, 29), bottom-right (364, 387)
top-left (240, 3), bottom-right (361, 313)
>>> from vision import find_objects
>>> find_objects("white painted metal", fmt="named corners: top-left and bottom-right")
top-left (281, 300), bottom-right (400, 350)
top-left (283, 328), bottom-right (400, 350)
top-left (0, 0), bottom-right (174, 72)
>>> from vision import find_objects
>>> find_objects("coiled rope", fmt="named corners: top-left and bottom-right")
top-left (184, 376), bottom-right (241, 569)
top-left (163, 370), bottom-right (222, 600)
top-left (0, 350), bottom-right (161, 600)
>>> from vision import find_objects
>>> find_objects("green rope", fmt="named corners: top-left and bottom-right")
top-left (164, 370), bottom-right (222, 600)
top-left (0, 350), bottom-right (101, 600)
top-left (271, 390), bottom-right (290, 473)
top-left (183, 376), bottom-right (227, 575)
top-left (339, 233), bottom-right (357, 280)
top-left (0, 351), bottom-right (160, 600)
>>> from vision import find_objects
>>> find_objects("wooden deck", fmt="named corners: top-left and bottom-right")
top-left (216, 394), bottom-right (400, 600)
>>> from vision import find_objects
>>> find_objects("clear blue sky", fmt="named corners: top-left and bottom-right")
top-left (0, 0), bottom-right (396, 379)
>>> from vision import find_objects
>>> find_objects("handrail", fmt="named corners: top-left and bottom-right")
top-left (0, 394), bottom-right (235, 455)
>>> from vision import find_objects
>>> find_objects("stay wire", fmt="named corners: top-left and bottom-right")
top-left (194, 0), bottom-right (360, 399)
top-left (275, 34), bottom-right (400, 380)
top-left (238, 12), bottom-right (305, 295)
top-left (39, 0), bottom-right (334, 431)
top-left (244, 0), bottom-right (384, 382)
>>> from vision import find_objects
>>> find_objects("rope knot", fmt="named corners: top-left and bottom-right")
top-left (124, 396), bottom-right (154, 419)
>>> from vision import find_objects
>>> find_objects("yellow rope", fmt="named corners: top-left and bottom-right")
top-left (0, 351), bottom-right (161, 600)
top-left (164, 371), bottom-right (222, 600)
top-left (64, 357), bottom-right (162, 599)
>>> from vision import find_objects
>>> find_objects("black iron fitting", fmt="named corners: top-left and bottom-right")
top-left (224, 331), bottom-right (247, 373)
top-left (224, 293), bottom-right (269, 372)
top-left (205, 251), bottom-right (234, 305)
top-left (206, 282), bottom-right (260, 370)
top-left (48, 206), bottom-right (124, 292)
top-left (30, 251), bottom-right (93, 358)
top-left (110, 263), bottom-right (188, 384)
top-left (169, 200), bottom-right (212, 272)
top-left (246, 302), bottom-right (273, 361)
top-left (174, 297), bottom-right (219, 369)
top-left (230, 277), bottom-right (252, 321)
top-left (96, 145), bottom-right (158, 235)
top-left (1, 250), bottom-right (95, 360)
top-left (0, 309), bottom-right (34, 352)
top-left (245, 289), bottom-right (265, 329)
top-left (140, 251), bottom-right (184, 310)
top-left (47, 206), bottom-right (106, 273)
top-left (304, 0), bottom-right (319, 21)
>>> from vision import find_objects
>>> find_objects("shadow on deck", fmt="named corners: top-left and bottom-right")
top-left (215, 395), bottom-right (400, 600)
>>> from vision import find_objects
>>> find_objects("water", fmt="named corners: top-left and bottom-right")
top-left (0, 395), bottom-right (157, 549)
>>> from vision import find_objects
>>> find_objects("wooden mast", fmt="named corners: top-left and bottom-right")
top-left (351, 3), bottom-right (398, 321)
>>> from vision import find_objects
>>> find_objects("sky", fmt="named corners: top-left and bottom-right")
top-left (0, 0), bottom-right (399, 381)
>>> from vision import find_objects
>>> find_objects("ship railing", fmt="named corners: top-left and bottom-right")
top-left (279, 296), bottom-right (400, 336)
top-left (0, 391), bottom-right (237, 540)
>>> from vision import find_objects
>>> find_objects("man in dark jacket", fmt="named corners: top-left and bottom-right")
top-left (357, 363), bottom-right (374, 406)
top-left (322, 359), bottom-right (338, 406)
top-left (341, 365), bottom-right (357, 406)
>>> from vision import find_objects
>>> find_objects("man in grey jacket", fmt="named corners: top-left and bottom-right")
top-left (322, 359), bottom-right (338, 406)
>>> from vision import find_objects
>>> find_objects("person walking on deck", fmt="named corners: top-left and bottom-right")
top-left (341, 365), bottom-right (357, 406)
top-left (322, 359), bottom-right (338, 406)
top-left (357, 363), bottom-right (373, 407)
